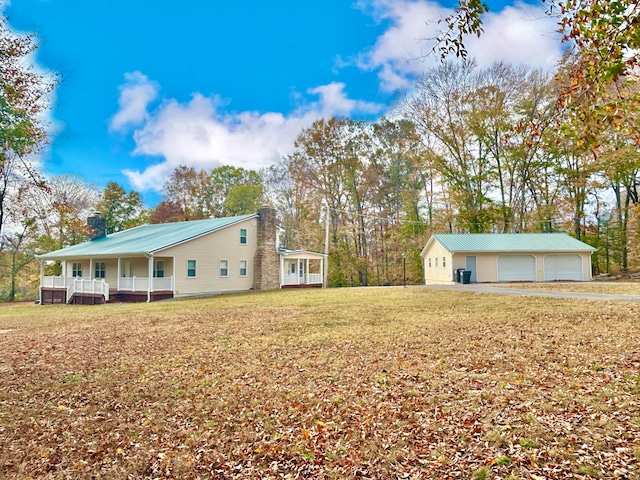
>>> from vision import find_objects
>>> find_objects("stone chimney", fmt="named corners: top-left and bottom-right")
top-left (253, 206), bottom-right (280, 290)
top-left (87, 213), bottom-right (107, 240)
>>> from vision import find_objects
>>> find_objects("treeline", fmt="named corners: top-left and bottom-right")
top-left (3, 12), bottom-right (640, 299)
top-left (265, 60), bottom-right (640, 286)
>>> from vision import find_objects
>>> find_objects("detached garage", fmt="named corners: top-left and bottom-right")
top-left (421, 233), bottom-right (596, 284)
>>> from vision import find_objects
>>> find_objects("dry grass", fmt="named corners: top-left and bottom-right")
top-left (1, 288), bottom-right (639, 479)
top-left (494, 282), bottom-right (640, 295)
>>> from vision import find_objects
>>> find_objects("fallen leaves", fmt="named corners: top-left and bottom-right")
top-left (0, 288), bottom-right (638, 478)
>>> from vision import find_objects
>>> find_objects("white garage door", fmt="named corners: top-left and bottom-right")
top-left (497, 255), bottom-right (536, 282)
top-left (544, 255), bottom-right (582, 281)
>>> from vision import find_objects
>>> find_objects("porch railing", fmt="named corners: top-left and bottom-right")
top-left (41, 276), bottom-right (109, 302)
top-left (283, 273), bottom-right (322, 286)
top-left (43, 275), bottom-right (174, 297)
top-left (67, 278), bottom-right (110, 302)
top-left (118, 276), bottom-right (174, 292)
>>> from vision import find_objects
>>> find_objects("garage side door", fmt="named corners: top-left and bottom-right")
top-left (497, 255), bottom-right (536, 282)
top-left (544, 255), bottom-right (582, 281)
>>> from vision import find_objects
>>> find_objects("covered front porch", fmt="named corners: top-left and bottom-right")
top-left (279, 249), bottom-right (326, 288)
top-left (39, 256), bottom-right (175, 304)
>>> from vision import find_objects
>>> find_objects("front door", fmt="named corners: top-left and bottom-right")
top-left (465, 256), bottom-right (477, 282)
top-left (121, 261), bottom-right (132, 277)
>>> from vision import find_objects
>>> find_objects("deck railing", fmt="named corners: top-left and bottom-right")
top-left (41, 276), bottom-right (110, 302)
top-left (283, 273), bottom-right (322, 286)
top-left (67, 278), bottom-right (110, 302)
top-left (118, 276), bottom-right (174, 292)
top-left (41, 275), bottom-right (80, 289)
top-left (42, 275), bottom-right (173, 296)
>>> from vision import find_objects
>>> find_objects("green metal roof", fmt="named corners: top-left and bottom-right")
top-left (37, 214), bottom-right (257, 260)
top-left (429, 233), bottom-right (596, 253)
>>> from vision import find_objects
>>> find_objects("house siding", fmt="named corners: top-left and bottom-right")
top-left (157, 217), bottom-right (258, 297)
top-left (423, 241), bottom-right (454, 284)
top-left (423, 237), bottom-right (593, 284)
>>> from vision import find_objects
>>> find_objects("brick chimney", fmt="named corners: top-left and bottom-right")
top-left (253, 206), bottom-right (280, 290)
top-left (87, 213), bottom-right (107, 240)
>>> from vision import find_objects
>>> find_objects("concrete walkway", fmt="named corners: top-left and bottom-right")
top-left (421, 283), bottom-right (640, 303)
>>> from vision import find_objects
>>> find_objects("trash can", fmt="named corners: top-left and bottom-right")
top-left (462, 270), bottom-right (472, 284)
top-left (455, 268), bottom-right (465, 283)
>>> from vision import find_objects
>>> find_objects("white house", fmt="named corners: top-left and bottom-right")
top-left (37, 207), bottom-right (325, 304)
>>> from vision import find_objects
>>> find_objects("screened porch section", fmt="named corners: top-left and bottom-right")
top-left (279, 250), bottom-right (325, 288)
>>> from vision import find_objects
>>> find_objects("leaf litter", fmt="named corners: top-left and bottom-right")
top-left (0, 288), bottom-right (638, 478)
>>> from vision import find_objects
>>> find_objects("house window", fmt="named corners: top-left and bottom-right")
top-left (94, 262), bottom-right (105, 279)
top-left (428, 258), bottom-right (432, 268)
top-left (187, 260), bottom-right (196, 278)
top-left (72, 262), bottom-right (83, 277)
top-left (443, 257), bottom-right (446, 267)
top-left (153, 260), bottom-right (165, 278)
top-left (239, 260), bottom-right (247, 277)
top-left (240, 228), bottom-right (247, 245)
top-left (435, 257), bottom-right (438, 267)
top-left (220, 260), bottom-right (229, 277)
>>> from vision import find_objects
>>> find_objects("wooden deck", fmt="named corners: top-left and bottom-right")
top-left (108, 291), bottom-right (174, 303)
top-left (281, 283), bottom-right (323, 289)
top-left (40, 287), bottom-right (173, 305)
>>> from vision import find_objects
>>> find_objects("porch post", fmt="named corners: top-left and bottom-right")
top-left (279, 255), bottom-right (284, 288)
top-left (305, 259), bottom-right (309, 284)
top-left (297, 259), bottom-right (301, 285)
top-left (62, 260), bottom-right (67, 280)
top-left (147, 255), bottom-right (153, 302)
top-left (320, 256), bottom-right (324, 288)
top-left (89, 258), bottom-right (93, 280)
top-left (117, 258), bottom-right (121, 291)
top-left (39, 260), bottom-right (44, 304)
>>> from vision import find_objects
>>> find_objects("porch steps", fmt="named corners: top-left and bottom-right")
top-left (69, 293), bottom-right (106, 305)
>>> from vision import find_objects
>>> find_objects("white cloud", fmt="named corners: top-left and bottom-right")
top-left (358, 0), bottom-right (562, 92)
top-left (467, 3), bottom-right (561, 70)
top-left (118, 77), bottom-right (384, 192)
top-left (109, 71), bottom-right (159, 132)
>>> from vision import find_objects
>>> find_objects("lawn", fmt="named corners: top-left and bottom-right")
top-left (494, 282), bottom-right (640, 295)
top-left (1, 288), bottom-right (638, 479)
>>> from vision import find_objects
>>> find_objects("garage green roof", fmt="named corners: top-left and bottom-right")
top-left (429, 233), bottom-right (596, 253)
top-left (37, 214), bottom-right (257, 260)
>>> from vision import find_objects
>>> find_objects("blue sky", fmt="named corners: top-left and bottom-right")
top-left (3, 0), bottom-right (561, 206)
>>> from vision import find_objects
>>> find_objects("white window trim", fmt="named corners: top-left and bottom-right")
top-left (72, 262), bottom-right (83, 277)
top-left (153, 260), bottom-right (165, 278)
top-left (240, 228), bottom-right (248, 245)
top-left (94, 262), bottom-right (106, 279)
top-left (187, 259), bottom-right (197, 278)
top-left (239, 259), bottom-right (248, 277)
top-left (219, 259), bottom-right (229, 278)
